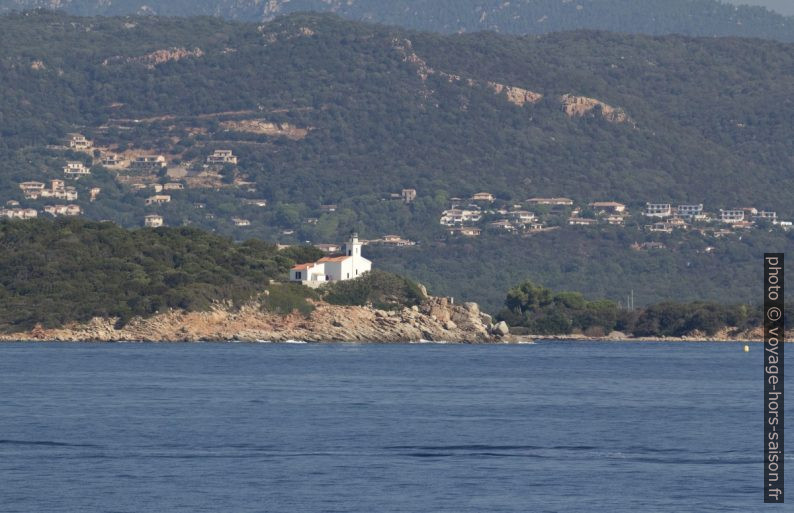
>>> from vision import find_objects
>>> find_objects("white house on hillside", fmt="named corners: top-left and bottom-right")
top-left (290, 233), bottom-right (372, 287)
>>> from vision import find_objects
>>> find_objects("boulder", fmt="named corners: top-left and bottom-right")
top-left (493, 321), bottom-right (510, 336)
top-left (464, 302), bottom-right (480, 315)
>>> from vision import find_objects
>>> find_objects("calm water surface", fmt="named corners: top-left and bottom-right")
top-left (0, 341), bottom-right (781, 512)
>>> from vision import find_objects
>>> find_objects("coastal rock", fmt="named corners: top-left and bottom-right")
top-left (493, 321), bottom-right (510, 336)
top-left (1, 296), bottom-right (494, 344)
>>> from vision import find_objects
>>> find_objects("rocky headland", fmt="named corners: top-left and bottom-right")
top-left (0, 297), bottom-right (502, 343)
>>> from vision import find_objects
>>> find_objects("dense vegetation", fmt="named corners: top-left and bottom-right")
top-left (0, 219), bottom-right (309, 330)
top-left (0, 12), bottom-right (792, 309)
top-left (323, 270), bottom-right (425, 310)
top-left (260, 283), bottom-right (319, 317)
top-left (496, 280), bottom-right (765, 337)
top-left (370, 227), bottom-right (794, 312)
top-left (2, 1), bottom-right (793, 41)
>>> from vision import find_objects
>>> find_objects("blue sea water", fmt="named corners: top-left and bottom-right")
top-left (0, 341), bottom-right (784, 512)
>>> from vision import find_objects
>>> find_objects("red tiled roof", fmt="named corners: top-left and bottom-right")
top-left (318, 256), bottom-right (351, 263)
top-left (291, 263), bottom-right (315, 270)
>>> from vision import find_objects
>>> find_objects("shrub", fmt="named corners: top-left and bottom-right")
top-left (323, 270), bottom-right (424, 310)
top-left (261, 283), bottom-right (319, 316)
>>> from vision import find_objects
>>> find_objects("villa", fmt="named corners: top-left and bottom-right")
top-left (130, 155), bottom-right (167, 170)
top-left (449, 227), bottom-right (482, 237)
top-left (315, 243), bottom-right (342, 254)
top-left (24, 180), bottom-right (78, 201)
top-left (100, 155), bottom-right (123, 167)
top-left (63, 161), bottom-right (90, 178)
top-left (719, 209), bottom-right (745, 224)
top-left (207, 150), bottom-right (238, 165)
top-left (644, 203), bottom-right (673, 218)
top-left (145, 195), bottom-right (171, 206)
top-left (440, 208), bottom-right (482, 226)
top-left (401, 189), bottom-right (417, 203)
top-left (569, 217), bottom-right (598, 226)
top-left (144, 214), bottom-right (164, 228)
top-left (676, 204), bottom-right (704, 219)
top-left (69, 134), bottom-right (92, 150)
top-left (44, 204), bottom-right (81, 217)
top-left (590, 201), bottom-right (626, 214)
top-left (754, 210), bottom-right (778, 223)
top-left (471, 192), bottom-right (495, 203)
top-left (0, 208), bottom-right (37, 219)
top-left (528, 197), bottom-right (574, 207)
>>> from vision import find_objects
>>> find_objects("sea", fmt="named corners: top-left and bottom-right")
top-left (0, 341), bottom-right (782, 513)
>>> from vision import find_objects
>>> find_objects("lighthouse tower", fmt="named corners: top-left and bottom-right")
top-left (343, 232), bottom-right (362, 257)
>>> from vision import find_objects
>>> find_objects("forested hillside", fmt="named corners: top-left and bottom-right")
top-left (0, 218), bottom-right (322, 330)
top-left (2, 12), bottom-right (793, 214)
top-left (2, 0), bottom-right (794, 41)
top-left (1, 11), bottom-right (792, 308)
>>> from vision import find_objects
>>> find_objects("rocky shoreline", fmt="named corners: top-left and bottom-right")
top-left (0, 297), bottom-right (498, 344)
top-left (0, 297), bottom-right (767, 344)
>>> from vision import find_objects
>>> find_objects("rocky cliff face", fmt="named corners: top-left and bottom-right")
top-left (1, 297), bottom-right (497, 343)
top-left (392, 38), bottom-right (544, 106)
top-left (561, 94), bottom-right (632, 125)
top-left (103, 47), bottom-right (205, 69)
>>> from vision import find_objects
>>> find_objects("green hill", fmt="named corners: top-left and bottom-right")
top-left (1, 13), bottom-right (792, 212)
top-left (0, 11), bottom-right (792, 309)
top-left (2, 1), bottom-right (794, 41)
top-left (0, 218), bottom-right (323, 330)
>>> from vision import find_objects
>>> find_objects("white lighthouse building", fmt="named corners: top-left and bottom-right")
top-left (290, 233), bottom-right (372, 287)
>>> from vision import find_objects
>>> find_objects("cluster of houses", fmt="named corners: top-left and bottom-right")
top-left (88, 142), bottom-right (239, 174)
top-left (12, 135), bottom-right (786, 239)
top-left (314, 234), bottom-right (416, 252)
top-left (60, 137), bottom-right (252, 228)
top-left (0, 207), bottom-right (38, 220)
top-left (440, 193), bottom-right (561, 236)
top-left (569, 201), bottom-right (629, 226)
top-left (640, 203), bottom-right (789, 233)
top-left (8, 179), bottom-right (88, 219)
top-left (44, 204), bottom-right (82, 217)
top-left (440, 192), bottom-right (790, 236)
top-left (0, 200), bottom-right (82, 219)
top-left (68, 134), bottom-right (241, 172)
top-left (20, 180), bottom-right (78, 201)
